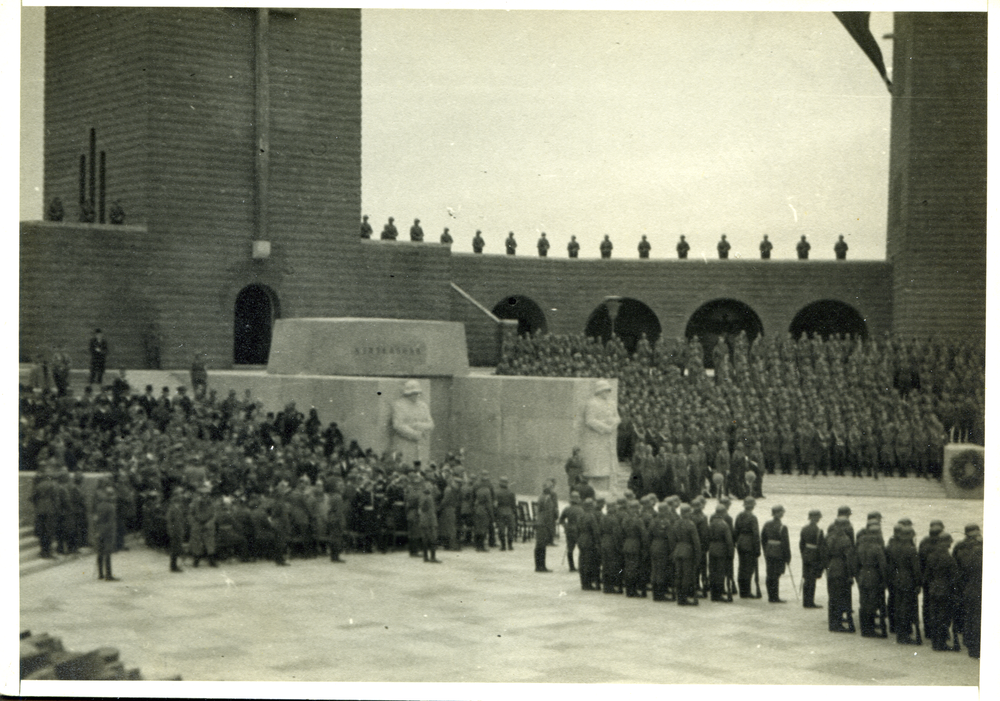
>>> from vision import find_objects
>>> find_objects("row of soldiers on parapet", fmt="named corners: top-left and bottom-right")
top-left (556, 488), bottom-right (982, 659)
top-left (361, 215), bottom-right (850, 260)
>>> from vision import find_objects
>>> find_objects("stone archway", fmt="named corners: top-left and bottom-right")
top-left (491, 295), bottom-right (548, 337)
top-left (789, 299), bottom-right (868, 340)
top-left (234, 284), bottom-right (280, 365)
top-left (685, 298), bottom-right (763, 368)
top-left (585, 298), bottom-right (662, 354)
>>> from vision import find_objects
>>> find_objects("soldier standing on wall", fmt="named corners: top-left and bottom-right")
top-left (760, 235), bottom-right (773, 259)
top-left (472, 230), bottom-right (485, 253)
top-left (360, 214), bottom-right (372, 239)
top-left (638, 235), bottom-right (651, 259)
top-left (568, 235), bottom-right (580, 258)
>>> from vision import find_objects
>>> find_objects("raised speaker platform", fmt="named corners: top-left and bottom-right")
top-left (266, 318), bottom-right (470, 378)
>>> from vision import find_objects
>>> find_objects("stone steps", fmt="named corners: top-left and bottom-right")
top-left (760, 474), bottom-right (947, 499)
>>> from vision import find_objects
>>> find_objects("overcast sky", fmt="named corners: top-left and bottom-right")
top-left (20, 7), bottom-right (895, 260)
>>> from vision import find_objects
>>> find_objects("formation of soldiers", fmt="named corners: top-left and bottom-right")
top-left (361, 216), bottom-right (855, 260)
top-left (557, 490), bottom-right (982, 659)
top-left (498, 331), bottom-right (984, 479)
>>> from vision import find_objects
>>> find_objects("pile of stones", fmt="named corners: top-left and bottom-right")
top-left (20, 630), bottom-right (180, 681)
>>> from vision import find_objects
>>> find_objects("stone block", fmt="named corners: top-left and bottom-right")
top-left (267, 318), bottom-right (470, 377)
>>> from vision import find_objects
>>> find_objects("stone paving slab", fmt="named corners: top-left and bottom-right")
top-left (16, 493), bottom-right (985, 695)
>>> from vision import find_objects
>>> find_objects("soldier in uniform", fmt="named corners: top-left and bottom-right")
top-left (505, 231), bottom-right (517, 255)
top-left (93, 484), bottom-right (119, 580)
top-left (599, 235), bottom-right (613, 259)
top-left (600, 500), bottom-right (624, 594)
top-left (567, 235), bottom-right (580, 258)
top-left (676, 235), bottom-right (690, 259)
top-left (380, 217), bottom-right (398, 240)
top-left (31, 472), bottom-right (57, 559)
top-left (638, 235), bottom-right (651, 259)
top-left (472, 476), bottom-right (493, 552)
top-left (796, 235), bottom-right (811, 259)
top-left (708, 504), bottom-right (734, 602)
top-left (359, 214), bottom-right (372, 239)
top-left (759, 235), bottom-right (773, 259)
top-left (856, 522), bottom-right (889, 636)
top-left (649, 500), bottom-right (675, 601)
top-left (834, 234), bottom-right (848, 260)
top-left (761, 504), bottom-right (792, 603)
top-left (438, 475), bottom-right (460, 551)
top-left (533, 482), bottom-right (556, 573)
top-left (734, 497), bottom-right (761, 598)
top-left (576, 498), bottom-right (601, 590)
top-left (953, 524), bottom-right (982, 658)
top-left (409, 218), bottom-right (424, 242)
top-left (166, 487), bottom-right (187, 572)
top-left (691, 496), bottom-right (711, 597)
top-left (621, 500), bottom-right (648, 597)
top-left (918, 519), bottom-right (945, 638)
top-left (673, 503), bottom-right (702, 605)
top-left (887, 523), bottom-right (922, 645)
top-left (494, 477), bottom-right (517, 551)
top-left (825, 516), bottom-right (857, 632)
top-left (418, 484), bottom-right (441, 563)
top-left (537, 232), bottom-right (550, 257)
top-left (472, 230), bottom-right (485, 254)
top-left (188, 483), bottom-right (218, 567)
top-left (716, 234), bottom-right (731, 259)
top-left (327, 479), bottom-right (347, 562)
top-left (564, 447), bottom-right (584, 493)
top-left (66, 473), bottom-right (88, 554)
top-left (440, 227), bottom-right (453, 245)
top-left (799, 509), bottom-right (825, 609)
top-left (538, 478), bottom-right (558, 546)
top-left (558, 492), bottom-right (584, 571)
top-left (923, 533), bottom-right (957, 650)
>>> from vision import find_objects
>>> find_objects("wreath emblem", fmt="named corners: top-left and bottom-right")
top-left (950, 449), bottom-right (985, 490)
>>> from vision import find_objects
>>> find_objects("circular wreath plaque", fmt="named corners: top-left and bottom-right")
top-left (949, 449), bottom-right (985, 490)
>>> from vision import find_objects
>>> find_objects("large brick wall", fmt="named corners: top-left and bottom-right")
top-left (25, 9), bottom-right (981, 370)
top-left (887, 13), bottom-right (986, 339)
top-left (33, 8), bottom-right (363, 369)
top-left (448, 253), bottom-right (893, 355)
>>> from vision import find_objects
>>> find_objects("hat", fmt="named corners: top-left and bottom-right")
top-left (929, 520), bottom-right (944, 534)
top-left (808, 509), bottom-right (822, 519)
top-left (772, 504), bottom-right (785, 515)
top-left (402, 380), bottom-right (422, 396)
top-left (837, 506), bottom-right (852, 516)
top-left (679, 504), bottom-right (692, 515)
top-left (743, 497), bottom-right (756, 508)
top-left (715, 504), bottom-right (728, 515)
top-left (867, 511), bottom-right (882, 521)
top-left (898, 517), bottom-right (913, 527)
top-left (965, 523), bottom-right (981, 535)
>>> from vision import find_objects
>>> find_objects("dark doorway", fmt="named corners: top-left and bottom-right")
top-left (685, 298), bottom-right (763, 368)
top-left (789, 300), bottom-right (868, 340)
top-left (585, 298), bottom-right (662, 354)
top-left (234, 284), bottom-right (280, 365)
top-left (491, 295), bottom-right (548, 337)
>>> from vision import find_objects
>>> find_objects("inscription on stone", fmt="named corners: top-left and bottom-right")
top-left (353, 344), bottom-right (426, 357)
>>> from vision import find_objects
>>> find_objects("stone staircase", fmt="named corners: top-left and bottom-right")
top-left (763, 473), bottom-right (948, 499)
top-left (19, 524), bottom-right (92, 578)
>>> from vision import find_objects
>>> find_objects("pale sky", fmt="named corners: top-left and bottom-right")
top-left (21, 7), bottom-right (896, 260)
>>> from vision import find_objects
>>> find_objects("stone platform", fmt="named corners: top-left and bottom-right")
top-left (17, 492), bottom-right (984, 695)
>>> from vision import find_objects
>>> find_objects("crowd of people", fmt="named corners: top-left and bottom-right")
top-left (22, 379), bottom-right (534, 575)
top-left (361, 215), bottom-right (855, 260)
top-left (497, 331), bottom-right (985, 484)
top-left (553, 489), bottom-right (982, 658)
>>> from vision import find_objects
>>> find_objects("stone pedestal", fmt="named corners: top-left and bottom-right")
top-left (267, 318), bottom-right (470, 377)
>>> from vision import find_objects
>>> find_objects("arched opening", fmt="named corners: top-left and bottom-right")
top-left (584, 298), bottom-right (662, 354)
top-left (685, 298), bottom-right (764, 368)
top-left (234, 284), bottom-right (280, 365)
top-left (789, 300), bottom-right (868, 340)
top-left (491, 295), bottom-right (548, 337)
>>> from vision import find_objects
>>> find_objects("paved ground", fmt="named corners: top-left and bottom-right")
top-left (17, 491), bottom-right (984, 695)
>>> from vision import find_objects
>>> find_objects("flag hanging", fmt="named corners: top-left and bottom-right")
top-left (833, 11), bottom-right (892, 92)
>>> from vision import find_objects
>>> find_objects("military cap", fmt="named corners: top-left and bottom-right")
top-left (772, 504), bottom-right (785, 515)
top-left (715, 504), bottom-right (728, 516)
top-left (808, 509), bottom-right (822, 519)
top-left (837, 506), bottom-right (852, 516)
top-left (965, 523), bottom-right (981, 535)
top-left (867, 511), bottom-right (882, 521)
top-left (719, 496), bottom-right (732, 507)
top-left (898, 517), bottom-right (913, 527)
top-left (679, 503), bottom-right (693, 515)
top-left (743, 497), bottom-right (756, 508)
top-left (929, 520), bottom-right (944, 534)
top-left (570, 492), bottom-right (581, 503)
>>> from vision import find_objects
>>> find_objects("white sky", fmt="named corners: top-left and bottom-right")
top-left (361, 10), bottom-right (895, 260)
top-left (19, 6), bottom-right (896, 260)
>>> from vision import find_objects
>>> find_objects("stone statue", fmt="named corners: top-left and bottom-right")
top-left (581, 379), bottom-right (620, 479)
top-left (390, 379), bottom-right (435, 464)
